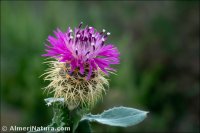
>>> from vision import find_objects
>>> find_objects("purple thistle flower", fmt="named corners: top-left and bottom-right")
top-left (43, 22), bottom-right (120, 80)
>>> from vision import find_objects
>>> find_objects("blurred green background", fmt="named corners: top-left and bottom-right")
top-left (1, 1), bottom-right (199, 132)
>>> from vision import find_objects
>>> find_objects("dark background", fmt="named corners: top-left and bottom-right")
top-left (1, 1), bottom-right (199, 132)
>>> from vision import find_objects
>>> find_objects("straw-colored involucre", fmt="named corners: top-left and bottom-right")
top-left (43, 60), bottom-right (109, 110)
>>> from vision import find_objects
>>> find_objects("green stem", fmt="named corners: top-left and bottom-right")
top-left (75, 120), bottom-right (92, 133)
top-left (69, 108), bottom-right (82, 133)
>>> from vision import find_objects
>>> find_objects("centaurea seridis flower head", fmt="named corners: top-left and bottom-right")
top-left (42, 22), bottom-right (120, 110)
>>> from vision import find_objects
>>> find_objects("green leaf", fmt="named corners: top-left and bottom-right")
top-left (48, 104), bottom-right (65, 128)
top-left (44, 97), bottom-right (64, 106)
top-left (81, 106), bottom-right (148, 127)
top-left (28, 104), bottom-right (65, 133)
top-left (29, 98), bottom-right (67, 133)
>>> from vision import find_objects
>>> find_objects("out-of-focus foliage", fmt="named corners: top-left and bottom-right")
top-left (1, 1), bottom-right (199, 132)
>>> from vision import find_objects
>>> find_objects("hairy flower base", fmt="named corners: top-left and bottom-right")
top-left (42, 60), bottom-right (109, 110)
